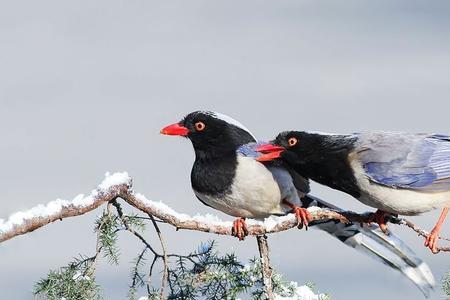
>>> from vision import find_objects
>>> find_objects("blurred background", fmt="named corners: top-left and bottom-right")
top-left (1, 1), bottom-right (450, 299)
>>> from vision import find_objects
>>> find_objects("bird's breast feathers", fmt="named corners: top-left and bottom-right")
top-left (194, 156), bottom-right (286, 218)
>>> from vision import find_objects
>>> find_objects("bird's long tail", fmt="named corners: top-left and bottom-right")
top-left (303, 194), bottom-right (435, 298)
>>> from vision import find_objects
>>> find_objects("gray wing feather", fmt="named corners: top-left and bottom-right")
top-left (355, 132), bottom-right (450, 191)
top-left (267, 166), bottom-right (304, 208)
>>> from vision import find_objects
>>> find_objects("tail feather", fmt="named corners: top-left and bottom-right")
top-left (303, 195), bottom-right (435, 298)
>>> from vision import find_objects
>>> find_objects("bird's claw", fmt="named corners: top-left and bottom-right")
top-left (366, 210), bottom-right (390, 234)
top-left (232, 218), bottom-right (248, 241)
top-left (292, 207), bottom-right (313, 230)
top-left (424, 229), bottom-right (441, 254)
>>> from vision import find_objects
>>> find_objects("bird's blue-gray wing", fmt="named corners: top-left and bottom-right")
top-left (355, 132), bottom-right (450, 191)
top-left (236, 141), bottom-right (266, 159)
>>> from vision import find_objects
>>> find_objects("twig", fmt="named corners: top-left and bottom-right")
top-left (392, 218), bottom-right (450, 252)
top-left (148, 213), bottom-right (169, 300)
top-left (112, 199), bottom-right (167, 296)
top-left (131, 247), bottom-right (148, 290)
top-left (256, 235), bottom-right (274, 300)
top-left (111, 200), bottom-right (160, 257)
top-left (126, 215), bottom-right (166, 223)
top-left (85, 202), bottom-right (114, 276)
top-left (147, 256), bottom-right (159, 295)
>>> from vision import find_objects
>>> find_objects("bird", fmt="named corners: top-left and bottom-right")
top-left (160, 110), bottom-right (313, 239)
top-left (160, 111), bottom-right (435, 296)
top-left (256, 130), bottom-right (450, 254)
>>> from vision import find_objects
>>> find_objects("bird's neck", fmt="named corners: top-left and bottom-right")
top-left (293, 135), bottom-right (361, 198)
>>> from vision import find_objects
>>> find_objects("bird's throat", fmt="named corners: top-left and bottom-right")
top-left (191, 152), bottom-right (237, 196)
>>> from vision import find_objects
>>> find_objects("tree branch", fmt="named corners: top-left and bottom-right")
top-left (256, 235), bottom-right (274, 300)
top-left (1, 172), bottom-right (448, 252)
top-left (148, 213), bottom-right (169, 299)
top-left (85, 202), bottom-right (114, 277)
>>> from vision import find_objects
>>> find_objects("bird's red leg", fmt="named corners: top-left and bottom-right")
top-left (424, 207), bottom-right (449, 254)
top-left (232, 218), bottom-right (248, 241)
top-left (282, 199), bottom-right (313, 230)
top-left (366, 210), bottom-right (391, 234)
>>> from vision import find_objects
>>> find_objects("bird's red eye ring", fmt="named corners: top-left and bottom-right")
top-left (288, 137), bottom-right (298, 147)
top-left (195, 121), bottom-right (206, 131)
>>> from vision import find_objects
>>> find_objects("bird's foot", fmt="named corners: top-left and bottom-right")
top-left (292, 206), bottom-right (313, 230)
top-left (366, 210), bottom-right (391, 234)
top-left (232, 218), bottom-right (248, 241)
top-left (282, 199), bottom-right (313, 230)
top-left (424, 207), bottom-right (448, 254)
top-left (424, 228), bottom-right (441, 254)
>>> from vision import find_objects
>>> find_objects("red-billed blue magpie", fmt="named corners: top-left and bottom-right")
top-left (257, 131), bottom-right (450, 254)
top-left (160, 111), bottom-right (435, 295)
top-left (161, 110), bottom-right (313, 239)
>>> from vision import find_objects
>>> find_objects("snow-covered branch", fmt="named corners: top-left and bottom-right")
top-left (0, 173), bottom-right (131, 243)
top-left (0, 172), bottom-right (449, 253)
top-left (0, 172), bottom-right (345, 243)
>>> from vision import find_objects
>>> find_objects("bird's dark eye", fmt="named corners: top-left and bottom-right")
top-left (194, 121), bottom-right (206, 131)
top-left (288, 137), bottom-right (298, 147)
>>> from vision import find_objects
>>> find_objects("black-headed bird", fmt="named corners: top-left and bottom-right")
top-left (161, 110), bottom-right (312, 239)
top-left (257, 131), bottom-right (450, 253)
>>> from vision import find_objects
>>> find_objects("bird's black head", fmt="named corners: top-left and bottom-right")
top-left (161, 111), bottom-right (256, 158)
top-left (256, 131), bottom-right (324, 164)
top-left (272, 131), bottom-right (318, 164)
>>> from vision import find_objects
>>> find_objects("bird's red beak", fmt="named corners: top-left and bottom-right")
top-left (256, 144), bottom-right (285, 162)
top-left (160, 123), bottom-right (190, 136)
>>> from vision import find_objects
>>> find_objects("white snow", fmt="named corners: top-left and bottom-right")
top-left (134, 193), bottom-right (191, 221)
top-left (0, 199), bottom-right (71, 233)
top-left (98, 171), bottom-right (131, 190)
top-left (191, 213), bottom-right (231, 225)
top-left (72, 271), bottom-right (91, 281)
top-left (250, 215), bottom-right (295, 231)
top-left (246, 206), bottom-right (319, 231)
top-left (0, 172), bottom-right (131, 234)
top-left (306, 206), bottom-right (321, 213)
top-left (275, 282), bottom-right (327, 300)
top-left (134, 193), bottom-right (233, 226)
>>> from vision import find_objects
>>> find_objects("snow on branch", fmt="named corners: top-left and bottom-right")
top-left (0, 172), bottom-right (449, 253)
top-left (0, 172), bottom-right (131, 242)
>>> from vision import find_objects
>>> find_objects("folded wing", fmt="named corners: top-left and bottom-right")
top-left (355, 132), bottom-right (450, 191)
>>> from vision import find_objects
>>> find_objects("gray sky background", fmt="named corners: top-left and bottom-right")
top-left (1, 1), bottom-right (450, 299)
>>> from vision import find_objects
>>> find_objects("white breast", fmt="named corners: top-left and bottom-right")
top-left (195, 156), bottom-right (286, 218)
top-left (349, 157), bottom-right (450, 215)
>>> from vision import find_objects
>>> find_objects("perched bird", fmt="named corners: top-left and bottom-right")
top-left (161, 110), bottom-right (313, 239)
top-left (160, 111), bottom-right (435, 296)
top-left (257, 131), bottom-right (450, 253)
